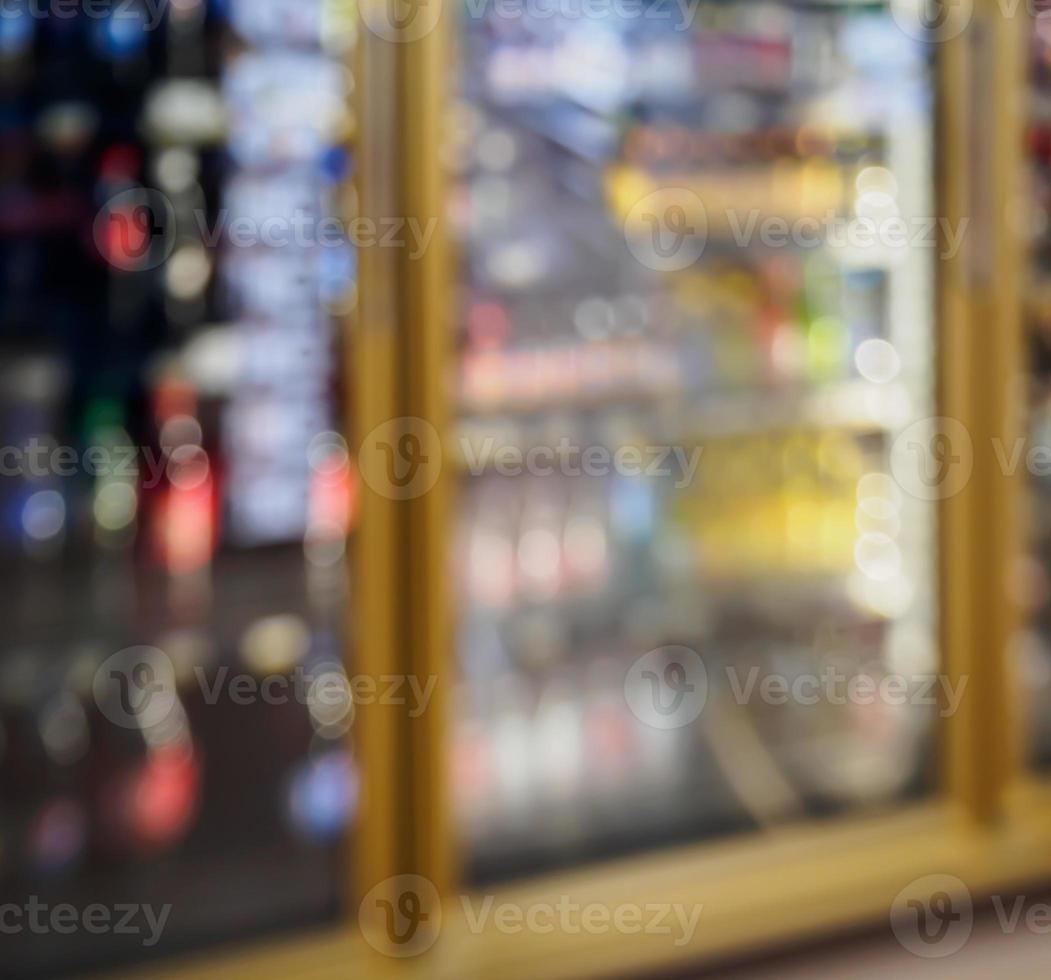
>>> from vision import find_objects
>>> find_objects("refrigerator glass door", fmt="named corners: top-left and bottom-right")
top-left (447, 0), bottom-right (940, 883)
top-left (0, 1), bottom-right (358, 973)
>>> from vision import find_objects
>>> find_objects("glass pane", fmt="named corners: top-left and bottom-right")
top-left (1025, 10), bottom-right (1051, 765)
top-left (0, 2), bottom-right (358, 975)
top-left (447, 1), bottom-right (940, 883)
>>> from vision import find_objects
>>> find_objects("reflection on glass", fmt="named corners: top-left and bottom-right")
top-left (448, 1), bottom-right (938, 883)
